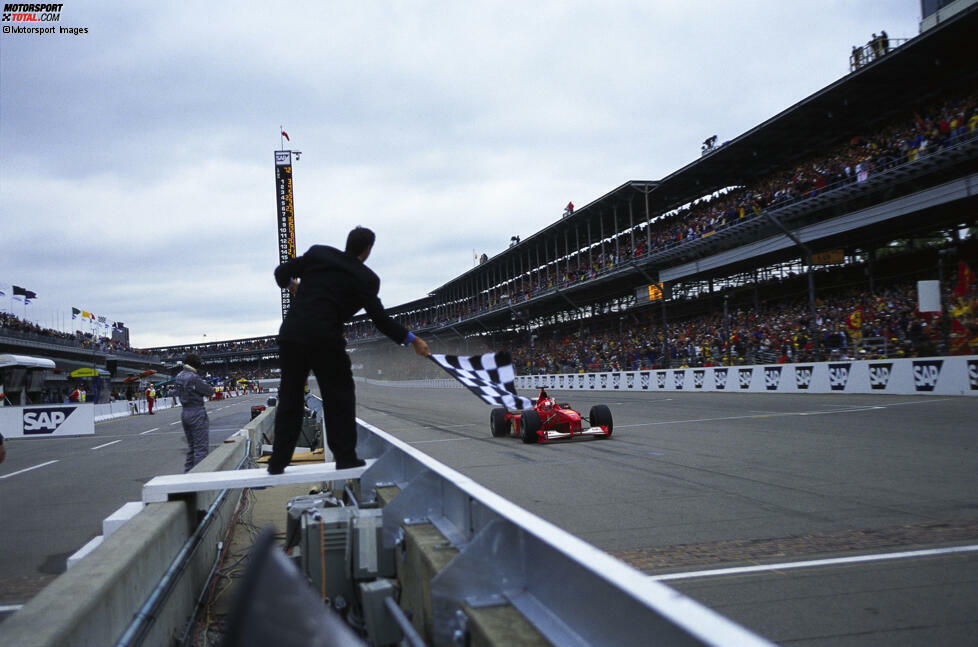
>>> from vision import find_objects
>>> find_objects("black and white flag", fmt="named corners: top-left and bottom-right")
top-left (430, 352), bottom-right (534, 410)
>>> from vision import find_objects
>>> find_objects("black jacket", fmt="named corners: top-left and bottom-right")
top-left (275, 245), bottom-right (409, 345)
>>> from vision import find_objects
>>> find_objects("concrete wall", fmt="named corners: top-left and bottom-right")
top-left (0, 408), bottom-right (275, 647)
top-left (516, 355), bottom-right (978, 397)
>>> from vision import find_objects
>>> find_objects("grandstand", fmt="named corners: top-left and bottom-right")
top-left (339, 7), bottom-right (978, 380)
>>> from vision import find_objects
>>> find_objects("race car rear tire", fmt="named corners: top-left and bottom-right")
top-left (589, 404), bottom-right (613, 437)
top-left (490, 407), bottom-right (510, 437)
top-left (521, 410), bottom-right (541, 444)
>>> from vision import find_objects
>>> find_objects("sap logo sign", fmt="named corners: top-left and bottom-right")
top-left (612, 374), bottom-right (621, 389)
top-left (626, 373), bottom-right (635, 389)
top-left (641, 371), bottom-right (651, 390)
top-left (969, 361), bottom-right (978, 390)
top-left (693, 370), bottom-right (705, 389)
top-left (828, 363), bottom-right (851, 391)
top-left (673, 370), bottom-right (685, 390)
top-left (764, 367), bottom-right (782, 390)
top-left (912, 360), bottom-right (943, 392)
top-left (600, 374), bottom-right (609, 388)
top-left (23, 407), bottom-right (76, 434)
top-left (738, 368), bottom-right (753, 389)
top-left (795, 366), bottom-right (813, 389)
top-left (656, 372), bottom-right (667, 389)
top-left (868, 363), bottom-right (893, 390)
top-left (714, 368), bottom-right (728, 390)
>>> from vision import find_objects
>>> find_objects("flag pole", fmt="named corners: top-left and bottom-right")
top-left (280, 125), bottom-right (284, 150)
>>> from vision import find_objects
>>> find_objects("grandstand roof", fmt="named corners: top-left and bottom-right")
top-left (648, 5), bottom-right (978, 212)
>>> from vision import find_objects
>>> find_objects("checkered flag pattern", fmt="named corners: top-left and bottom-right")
top-left (429, 352), bottom-right (534, 410)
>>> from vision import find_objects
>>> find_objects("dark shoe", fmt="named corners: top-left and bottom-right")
top-left (335, 457), bottom-right (366, 470)
top-left (267, 465), bottom-right (285, 475)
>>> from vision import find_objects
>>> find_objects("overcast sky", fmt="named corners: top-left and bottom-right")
top-left (0, 1), bottom-right (923, 348)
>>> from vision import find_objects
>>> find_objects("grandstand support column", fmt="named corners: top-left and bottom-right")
top-left (587, 220), bottom-right (593, 270)
top-left (661, 283), bottom-right (669, 369)
top-left (600, 216), bottom-right (605, 269)
top-left (724, 293), bottom-right (730, 367)
top-left (575, 227), bottom-right (581, 273)
top-left (937, 248), bottom-right (954, 354)
top-left (628, 200), bottom-right (635, 252)
top-left (762, 211), bottom-right (818, 353)
top-left (643, 188), bottom-right (652, 253)
top-left (614, 205), bottom-right (620, 262)
top-left (868, 247), bottom-right (876, 294)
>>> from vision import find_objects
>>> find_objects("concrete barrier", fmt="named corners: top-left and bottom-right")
top-left (519, 355), bottom-right (978, 396)
top-left (0, 408), bottom-right (275, 647)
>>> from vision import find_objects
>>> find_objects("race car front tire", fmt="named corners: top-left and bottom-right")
top-left (520, 410), bottom-right (541, 444)
top-left (589, 404), bottom-right (613, 437)
top-left (490, 407), bottom-right (510, 437)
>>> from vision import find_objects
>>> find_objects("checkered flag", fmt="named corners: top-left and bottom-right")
top-left (430, 351), bottom-right (534, 410)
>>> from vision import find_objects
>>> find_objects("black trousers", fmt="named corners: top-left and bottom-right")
top-left (269, 338), bottom-right (358, 473)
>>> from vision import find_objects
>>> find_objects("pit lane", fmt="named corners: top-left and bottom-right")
top-left (353, 383), bottom-right (978, 645)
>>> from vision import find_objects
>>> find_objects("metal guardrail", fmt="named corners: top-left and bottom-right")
top-left (302, 395), bottom-right (774, 646)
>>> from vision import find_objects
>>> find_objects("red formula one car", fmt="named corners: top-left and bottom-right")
top-left (489, 389), bottom-right (613, 444)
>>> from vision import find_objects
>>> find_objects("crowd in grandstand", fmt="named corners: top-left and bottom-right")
top-left (505, 263), bottom-right (977, 374)
top-left (0, 312), bottom-right (145, 355)
top-left (152, 337), bottom-right (278, 362)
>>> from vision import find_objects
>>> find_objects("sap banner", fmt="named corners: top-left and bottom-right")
top-left (516, 355), bottom-right (978, 397)
top-left (0, 404), bottom-right (95, 438)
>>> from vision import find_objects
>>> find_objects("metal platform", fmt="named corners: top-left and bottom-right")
top-left (142, 460), bottom-right (375, 503)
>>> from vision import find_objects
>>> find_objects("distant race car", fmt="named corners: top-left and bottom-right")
top-left (489, 388), bottom-right (613, 443)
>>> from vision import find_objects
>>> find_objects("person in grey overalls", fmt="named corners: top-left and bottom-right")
top-left (174, 353), bottom-right (215, 472)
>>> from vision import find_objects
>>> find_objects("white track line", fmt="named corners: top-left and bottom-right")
top-left (169, 421), bottom-right (180, 426)
top-left (0, 604), bottom-right (23, 613)
top-left (140, 427), bottom-right (160, 435)
top-left (91, 439), bottom-right (123, 450)
top-left (0, 460), bottom-right (59, 479)
top-left (649, 544), bottom-right (978, 582)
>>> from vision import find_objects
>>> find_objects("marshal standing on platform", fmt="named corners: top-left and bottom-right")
top-left (268, 226), bottom-right (430, 475)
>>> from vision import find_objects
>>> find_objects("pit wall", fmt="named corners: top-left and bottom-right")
top-left (0, 407), bottom-right (273, 647)
top-left (515, 355), bottom-right (978, 396)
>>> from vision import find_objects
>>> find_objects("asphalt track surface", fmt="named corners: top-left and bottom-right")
top-left (0, 393), bottom-right (269, 622)
top-left (1, 387), bottom-right (975, 645)
top-left (353, 383), bottom-right (978, 646)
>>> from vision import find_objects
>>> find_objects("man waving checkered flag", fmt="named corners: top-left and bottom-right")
top-left (430, 351), bottom-right (534, 410)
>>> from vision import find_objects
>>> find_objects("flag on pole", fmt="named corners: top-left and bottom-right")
top-left (13, 286), bottom-right (37, 303)
top-left (72, 307), bottom-right (80, 319)
top-left (281, 130), bottom-right (290, 142)
top-left (429, 352), bottom-right (534, 410)
top-left (954, 261), bottom-right (975, 298)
